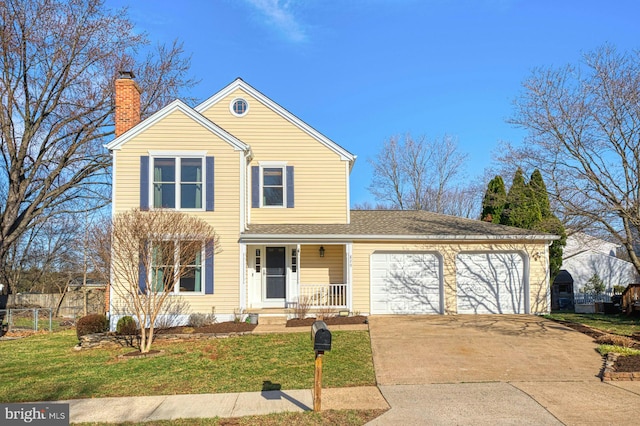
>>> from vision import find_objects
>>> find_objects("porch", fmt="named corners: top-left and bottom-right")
top-left (244, 243), bottom-right (352, 312)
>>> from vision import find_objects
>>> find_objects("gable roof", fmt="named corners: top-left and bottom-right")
top-left (241, 210), bottom-right (559, 242)
top-left (105, 99), bottom-right (249, 152)
top-left (195, 78), bottom-right (356, 165)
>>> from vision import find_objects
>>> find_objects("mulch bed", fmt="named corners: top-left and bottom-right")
top-left (155, 321), bottom-right (257, 334)
top-left (286, 315), bottom-right (368, 327)
top-left (613, 355), bottom-right (640, 372)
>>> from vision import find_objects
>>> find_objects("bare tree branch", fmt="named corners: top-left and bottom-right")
top-left (110, 209), bottom-right (220, 353)
top-left (0, 0), bottom-right (197, 294)
top-left (501, 44), bottom-right (640, 274)
top-left (368, 133), bottom-right (476, 217)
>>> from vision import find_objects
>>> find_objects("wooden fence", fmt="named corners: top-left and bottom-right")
top-left (7, 289), bottom-right (106, 318)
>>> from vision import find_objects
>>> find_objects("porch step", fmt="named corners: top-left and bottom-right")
top-left (256, 315), bottom-right (287, 326)
top-left (245, 309), bottom-right (291, 325)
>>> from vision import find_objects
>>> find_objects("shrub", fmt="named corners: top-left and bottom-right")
top-left (76, 314), bottom-right (109, 340)
top-left (116, 316), bottom-right (137, 335)
top-left (188, 312), bottom-right (217, 328)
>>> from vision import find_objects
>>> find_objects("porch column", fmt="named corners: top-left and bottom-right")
top-left (345, 243), bottom-right (353, 311)
top-left (239, 243), bottom-right (247, 311)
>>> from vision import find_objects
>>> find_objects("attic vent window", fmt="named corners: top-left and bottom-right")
top-left (231, 98), bottom-right (248, 116)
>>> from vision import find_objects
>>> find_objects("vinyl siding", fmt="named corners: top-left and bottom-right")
top-left (300, 245), bottom-right (345, 285)
top-left (112, 109), bottom-right (242, 315)
top-left (200, 89), bottom-right (349, 224)
top-left (351, 240), bottom-right (550, 315)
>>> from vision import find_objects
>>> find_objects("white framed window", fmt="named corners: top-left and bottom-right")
top-left (262, 166), bottom-right (285, 207)
top-left (150, 240), bottom-right (204, 294)
top-left (152, 156), bottom-right (204, 210)
top-left (251, 163), bottom-right (294, 209)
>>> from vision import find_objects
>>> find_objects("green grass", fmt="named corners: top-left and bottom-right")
top-left (597, 344), bottom-right (640, 356)
top-left (75, 409), bottom-right (387, 426)
top-left (0, 330), bottom-right (376, 403)
top-left (545, 313), bottom-right (640, 336)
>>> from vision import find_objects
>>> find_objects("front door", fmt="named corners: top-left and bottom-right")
top-left (265, 247), bottom-right (286, 302)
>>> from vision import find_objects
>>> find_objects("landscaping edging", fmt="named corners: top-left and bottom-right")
top-left (602, 353), bottom-right (640, 381)
top-left (76, 331), bottom-right (253, 350)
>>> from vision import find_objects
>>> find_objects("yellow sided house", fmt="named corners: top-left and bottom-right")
top-left (106, 74), bottom-right (557, 325)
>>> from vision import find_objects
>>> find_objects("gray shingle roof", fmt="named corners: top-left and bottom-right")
top-left (241, 210), bottom-right (558, 241)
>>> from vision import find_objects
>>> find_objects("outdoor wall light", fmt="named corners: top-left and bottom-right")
top-left (319, 246), bottom-right (325, 257)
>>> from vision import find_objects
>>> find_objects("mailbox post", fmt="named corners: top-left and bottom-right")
top-left (311, 320), bottom-right (331, 411)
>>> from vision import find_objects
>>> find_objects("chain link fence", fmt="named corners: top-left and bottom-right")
top-left (0, 308), bottom-right (53, 334)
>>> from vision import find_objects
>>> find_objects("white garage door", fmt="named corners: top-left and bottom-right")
top-left (456, 252), bottom-right (526, 314)
top-left (371, 252), bottom-right (442, 314)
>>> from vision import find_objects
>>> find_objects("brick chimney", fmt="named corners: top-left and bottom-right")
top-left (115, 71), bottom-right (141, 137)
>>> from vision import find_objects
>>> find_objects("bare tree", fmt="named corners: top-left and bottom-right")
top-left (110, 209), bottom-right (220, 353)
top-left (502, 44), bottom-right (640, 274)
top-left (0, 0), bottom-right (197, 295)
top-left (368, 133), bottom-right (475, 217)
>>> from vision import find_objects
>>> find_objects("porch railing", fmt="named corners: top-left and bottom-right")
top-left (299, 284), bottom-right (347, 308)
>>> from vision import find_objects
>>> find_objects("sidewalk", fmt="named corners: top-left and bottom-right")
top-left (49, 386), bottom-right (388, 423)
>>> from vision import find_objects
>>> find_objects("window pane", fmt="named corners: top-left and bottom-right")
top-left (263, 168), bottom-right (283, 185)
top-left (154, 158), bottom-right (175, 182)
top-left (181, 158), bottom-right (202, 182)
top-left (263, 187), bottom-right (283, 206)
top-left (179, 267), bottom-right (201, 292)
top-left (180, 241), bottom-right (202, 266)
top-left (154, 183), bottom-right (175, 208)
top-left (152, 266), bottom-right (173, 292)
top-left (181, 184), bottom-right (202, 208)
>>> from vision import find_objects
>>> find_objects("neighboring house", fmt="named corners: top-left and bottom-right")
top-left (105, 74), bottom-right (558, 325)
top-left (562, 232), bottom-right (638, 293)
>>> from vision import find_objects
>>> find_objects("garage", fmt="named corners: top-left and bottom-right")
top-left (456, 252), bottom-right (526, 314)
top-left (370, 252), bottom-right (442, 314)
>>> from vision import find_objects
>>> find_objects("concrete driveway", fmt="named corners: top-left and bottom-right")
top-left (368, 315), bottom-right (603, 385)
top-left (367, 315), bottom-right (640, 425)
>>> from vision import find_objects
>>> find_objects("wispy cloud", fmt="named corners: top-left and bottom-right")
top-left (244, 0), bottom-right (308, 43)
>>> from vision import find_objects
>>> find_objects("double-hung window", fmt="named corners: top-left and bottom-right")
top-left (251, 163), bottom-right (294, 208)
top-left (150, 240), bottom-right (204, 294)
top-left (263, 167), bottom-right (284, 206)
top-left (141, 153), bottom-right (213, 211)
top-left (153, 157), bottom-right (203, 209)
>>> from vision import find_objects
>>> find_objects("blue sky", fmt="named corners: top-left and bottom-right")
top-left (107, 0), bottom-right (640, 207)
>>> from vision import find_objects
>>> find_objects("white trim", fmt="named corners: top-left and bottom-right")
top-left (240, 154), bottom-right (246, 232)
top-left (111, 150), bottom-right (117, 216)
top-left (195, 79), bottom-right (356, 163)
top-left (105, 99), bottom-right (249, 152)
top-left (240, 234), bottom-right (560, 243)
top-left (345, 161), bottom-right (351, 224)
top-left (229, 97), bottom-right (249, 117)
top-left (346, 243), bottom-right (353, 311)
top-left (240, 244), bottom-right (247, 311)
top-left (149, 150), bottom-right (207, 157)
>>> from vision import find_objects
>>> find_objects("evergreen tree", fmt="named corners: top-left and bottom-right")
top-left (501, 168), bottom-right (541, 228)
top-left (480, 176), bottom-right (507, 224)
top-left (529, 170), bottom-right (551, 218)
top-left (528, 169), bottom-right (566, 279)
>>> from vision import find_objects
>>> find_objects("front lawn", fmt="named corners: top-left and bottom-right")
top-left (0, 330), bottom-right (376, 403)
top-left (545, 313), bottom-right (640, 336)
